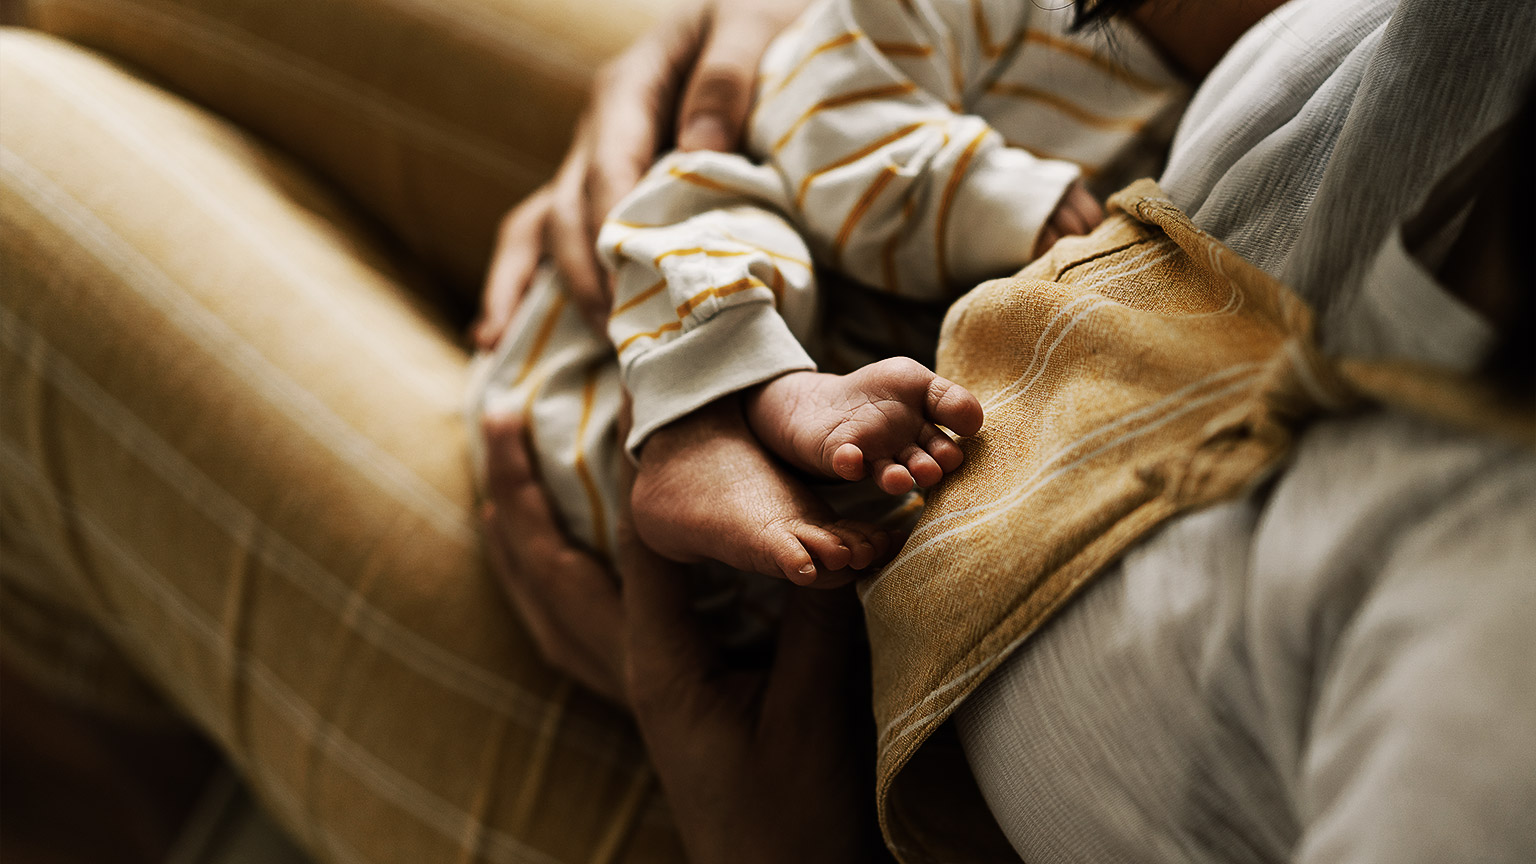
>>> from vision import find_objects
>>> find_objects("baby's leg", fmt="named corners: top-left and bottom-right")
top-left (631, 396), bottom-right (893, 587)
top-left (471, 264), bottom-right (623, 554)
top-left (744, 357), bottom-right (984, 495)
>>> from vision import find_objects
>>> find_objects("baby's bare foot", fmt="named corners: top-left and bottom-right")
top-left (632, 397), bottom-right (893, 587)
top-left (744, 357), bottom-right (984, 495)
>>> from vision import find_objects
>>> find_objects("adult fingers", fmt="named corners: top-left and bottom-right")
top-left (583, 38), bottom-right (679, 221)
top-left (553, 10), bottom-right (703, 334)
top-left (474, 187), bottom-right (552, 351)
top-left (545, 137), bottom-right (611, 333)
top-left (482, 414), bottom-right (626, 702)
top-left (676, 0), bottom-right (804, 152)
top-left (1060, 182), bottom-right (1104, 235)
top-left (483, 505), bottom-right (625, 703)
top-left (1032, 222), bottom-right (1063, 259)
top-left (618, 529), bottom-right (714, 719)
top-left (759, 585), bottom-right (862, 731)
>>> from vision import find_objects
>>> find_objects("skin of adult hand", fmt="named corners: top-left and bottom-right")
top-left (480, 414), bottom-right (626, 703)
top-left (1032, 180), bottom-right (1105, 258)
top-left (479, 414), bottom-right (880, 864)
top-left (473, 0), bottom-right (812, 349)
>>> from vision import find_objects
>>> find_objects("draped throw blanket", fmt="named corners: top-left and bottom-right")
top-left (863, 179), bottom-right (1532, 860)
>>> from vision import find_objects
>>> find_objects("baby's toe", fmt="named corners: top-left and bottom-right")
top-left (900, 444), bottom-right (944, 487)
top-left (926, 376), bottom-right (984, 438)
top-left (794, 524), bottom-right (852, 573)
top-left (873, 458), bottom-right (916, 495)
top-left (831, 442), bottom-right (867, 481)
top-left (825, 520), bottom-right (882, 570)
top-left (761, 529), bottom-right (819, 585)
top-left (920, 424), bottom-right (965, 473)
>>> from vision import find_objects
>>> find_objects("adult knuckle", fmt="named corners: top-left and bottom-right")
top-left (688, 65), bottom-right (750, 112)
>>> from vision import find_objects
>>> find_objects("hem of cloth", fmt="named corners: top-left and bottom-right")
top-left (623, 302), bottom-right (816, 459)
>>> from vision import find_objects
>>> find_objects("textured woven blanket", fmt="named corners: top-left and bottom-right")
top-left (863, 179), bottom-right (1529, 857)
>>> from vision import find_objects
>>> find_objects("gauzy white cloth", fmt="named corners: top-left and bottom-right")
top-left (957, 0), bottom-right (1536, 861)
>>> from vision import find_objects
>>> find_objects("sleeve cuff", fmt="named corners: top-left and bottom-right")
top-left (947, 149), bottom-right (1081, 284)
top-left (623, 302), bottom-right (817, 459)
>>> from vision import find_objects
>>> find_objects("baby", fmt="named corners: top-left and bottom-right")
top-left (473, 0), bottom-right (1186, 585)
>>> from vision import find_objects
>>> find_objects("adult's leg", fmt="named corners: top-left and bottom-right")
top-left (0, 31), bottom-right (680, 863)
top-left (22, 0), bottom-right (680, 305)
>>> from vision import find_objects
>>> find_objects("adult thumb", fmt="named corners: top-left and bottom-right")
top-left (675, 8), bottom-right (780, 151)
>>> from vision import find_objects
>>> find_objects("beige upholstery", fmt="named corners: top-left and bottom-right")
top-left (0, 3), bottom-right (688, 859)
top-left (24, 0), bottom-right (676, 301)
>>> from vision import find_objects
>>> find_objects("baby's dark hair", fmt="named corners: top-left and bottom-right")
top-left (1483, 82), bottom-right (1536, 394)
top-left (1070, 0), bottom-right (1154, 29)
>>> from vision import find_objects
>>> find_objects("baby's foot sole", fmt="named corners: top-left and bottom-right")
top-left (747, 357), bottom-right (984, 493)
top-left (631, 398), bottom-right (893, 586)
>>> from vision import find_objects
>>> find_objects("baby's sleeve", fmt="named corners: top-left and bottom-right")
top-left (749, 0), bottom-right (1081, 299)
top-left (599, 150), bottom-right (821, 458)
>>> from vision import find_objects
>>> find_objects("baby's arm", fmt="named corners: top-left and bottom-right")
top-left (597, 151), bottom-right (822, 456)
top-left (752, 0), bottom-right (1180, 297)
top-left (599, 0), bottom-right (1179, 457)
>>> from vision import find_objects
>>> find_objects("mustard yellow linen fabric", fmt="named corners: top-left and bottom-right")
top-left (23, 0), bottom-right (679, 303)
top-left (0, 27), bottom-right (685, 864)
top-left (865, 179), bottom-right (1533, 861)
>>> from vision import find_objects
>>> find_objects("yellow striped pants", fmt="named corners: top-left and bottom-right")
top-left (0, 1), bottom-right (691, 861)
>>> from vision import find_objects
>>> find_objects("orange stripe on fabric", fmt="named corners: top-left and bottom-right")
top-left (935, 129), bottom-right (990, 287)
top-left (767, 31), bottom-right (863, 100)
top-left (720, 232), bottom-right (813, 269)
top-left (610, 279), bottom-right (667, 319)
top-left (667, 166), bottom-right (758, 198)
top-left (616, 322), bottom-right (682, 353)
top-left (948, 33), bottom-right (966, 103)
top-left (659, 246), bottom-right (808, 280)
top-left (675, 276), bottom-right (770, 317)
top-left (986, 82), bottom-right (1150, 132)
top-left (653, 247), bottom-right (754, 266)
top-left (832, 166), bottom-right (899, 270)
top-left (513, 294), bottom-right (568, 386)
top-left (773, 83), bottom-right (918, 153)
top-left (796, 122), bottom-right (930, 209)
top-left (970, 0), bottom-right (1006, 58)
top-left (874, 40), bottom-right (934, 58)
top-left (1022, 29), bottom-right (1166, 94)
top-left (573, 367), bottom-right (610, 559)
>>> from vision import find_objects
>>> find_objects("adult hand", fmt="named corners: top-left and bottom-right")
top-left (479, 415), bottom-right (879, 863)
top-left (473, 0), bottom-right (811, 349)
top-left (1032, 180), bottom-right (1104, 258)
top-left (480, 414), bottom-right (626, 703)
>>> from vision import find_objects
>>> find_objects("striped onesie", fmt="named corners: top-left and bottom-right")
top-left (471, 0), bottom-right (1186, 564)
